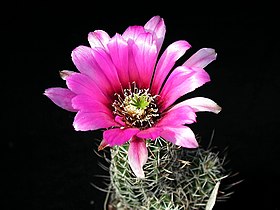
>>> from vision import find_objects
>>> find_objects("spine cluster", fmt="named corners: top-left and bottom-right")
top-left (104, 137), bottom-right (234, 210)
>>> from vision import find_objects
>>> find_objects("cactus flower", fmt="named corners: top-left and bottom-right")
top-left (44, 15), bottom-right (221, 178)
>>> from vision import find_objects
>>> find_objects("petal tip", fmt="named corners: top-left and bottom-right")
top-left (59, 70), bottom-right (74, 80)
top-left (135, 172), bottom-right (145, 179)
top-left (98, 140), bottom-right (110, 151)
top-left (43, 88), bottom-right (51, 96)
top-left (216, 105), bottom-right (222, 114)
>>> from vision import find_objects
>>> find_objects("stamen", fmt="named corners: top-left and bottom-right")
top-left (112, 82), bottom-right (160, 129)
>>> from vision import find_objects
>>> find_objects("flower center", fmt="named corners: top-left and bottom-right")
top-left (112, 83), bottom-right (160, 129)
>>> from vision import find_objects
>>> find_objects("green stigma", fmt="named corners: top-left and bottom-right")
top-left (130, 94), bottom-right (150, 109)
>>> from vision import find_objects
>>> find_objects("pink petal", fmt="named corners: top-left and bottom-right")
top-left (151, 40), bottom-right (191, 95)
top-left (92, 47), bottom-right (122, 93)
top-left (160, 126), bottom-right (198, 148)
top-left (71, 46), bottom-right (120, 95)
top-left (136, 127), bottom-right (163, 140)
top-left (98, 139), bottom-right (109, 151)
top-left (88, 30), bottom-right (110, 51)
top-left (128, 136), bottom-right (148, 178)
top-left (66, 72), bottom-right (110, 105)
top-left (107, 33), bottom-right (130, 87)
top-left (71, 46), bottom-right (113, 94)
top-left (132, 32), bottom-right (157, 88)
top-left (157, 104), bottom-right (196, 127)
top-left (122, 25), bottom-right (146, 41)
top-left (73, 111), bottom-right (117, 131)
top-left (144, 15), bottom-right (166, 52)
top-left (71, 95), bottom-right (112, 114)
top-left (127, 40), bottom-right (140, 86)
top-left (159, 66), bottom-right (210, 111)
top-left (44, 87), bottom-right (77, 112)
top-left (114, 116), bottom-right (126, 126)
top-left (174, 97), bottom-right (222, 114)
top-left (103, 127), bottom-right (140, 146)
top-left (183, 48), bottom-right (217, 68)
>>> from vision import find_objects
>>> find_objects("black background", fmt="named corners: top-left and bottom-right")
top-left (4, 2), bottom-right (280, 210)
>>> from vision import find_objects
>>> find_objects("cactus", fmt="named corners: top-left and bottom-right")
top-left (94, 136), bottom-right (235, 210)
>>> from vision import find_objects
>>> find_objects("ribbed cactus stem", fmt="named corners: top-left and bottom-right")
top-left (106, 137), bottom-right (233, 210)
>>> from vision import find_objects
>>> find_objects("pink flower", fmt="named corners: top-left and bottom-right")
top-left (44, 16), bottom-right (221, 178)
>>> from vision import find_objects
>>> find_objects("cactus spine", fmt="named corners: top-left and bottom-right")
top-left (104, 137), bottom-right (233, 210)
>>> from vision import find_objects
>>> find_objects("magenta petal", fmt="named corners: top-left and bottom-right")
top-left (73, 111), bottom-right (117, 131)
top-left (107, 33), bottom-right (130, 87)
top-left (88, 30), bottom-right (110, 51)
top-left (66, 73), bottom-right (110, 105)
top-left (183, 48), bottom-right (217, 68)
top-left (174, 97), bottom-right (222, 114)
top-left (126, 40), bottom-right (141, 86)
top-left (71, 46), bottom-right (122, 94)
top-left (71, 95), bottom-right (112, 114)
top-left (144, 15), bottom-right (166, 52)
top-left (122, 26), bottom-right (146, 41)
top-left (103, 128), bottom-right (140, 146)
top-left (133, 32), bottom-right (157, 88)
top-left (114, 116), bottom-right (126, 126)
top-left (71, 46), bottom-right (114, 95)
top-left (159, 66), bottom-right (210, 111)
top-left (71, 46), bottom-right (103, 79)
top-left (157, 104), bottom-right (196, 127)
top-left (136, 127), bottom-right (163, 140)
top-left (92, 47), bottom-right (122, 93)
top-left (128, 136), bottom-right (148, 178)
top-left (98, 139), bottom-right (109, 151)
top-left (161, 126), bottom-right (198, 148)
top-left (151, 40), bottom-right (191, 95)
top-left (44, 87), bottom-right (77, 112)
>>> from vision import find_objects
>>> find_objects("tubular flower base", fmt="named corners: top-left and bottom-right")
top-left (105, 138), bottom-right (234, 210)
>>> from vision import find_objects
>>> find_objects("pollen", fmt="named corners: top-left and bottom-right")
top-left (112, 82), bottom-right (160, 129)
